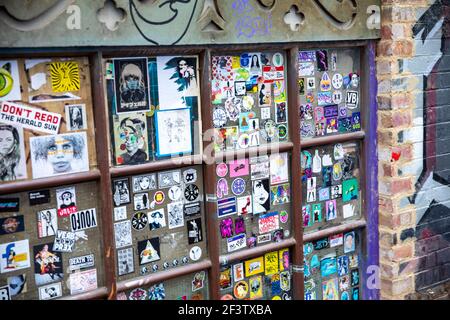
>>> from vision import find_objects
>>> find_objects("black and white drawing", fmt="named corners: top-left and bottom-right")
top-left (132, 174), bottom-right (157, 192)
top-left (131, 212), bottom-right (148, 231)
top-left (38, 282), bottom-right (62, 300)
top-left (117, 247), bottom-right (134, 276)
top-left (114, 220), bottom-right (133, 249)
top-left (30, 132), bottom-right (89, 179)
top-left (187, 218), bottom-right (203, 244)
top-left (158, 170), bottom-right (181, 189)
top-left (133, 193), bottom-right (150, 211)
top-left (167, 201), bottom-right (184, 229)
top-left (252, 179), bottom-right (271, 214)
top-left (155, 108), bottom-right (192, 157)
top-left (65, 104), bottom-right (87, 131)
top-left (56, 186), bottom-right (77, 216)
top-left (0, 124), bottom-right (27, 182)
top-left (148, 209), bottom-right (166, 231)
top-left (37, 209), bottom-right (57, 238)
top-left (112, 178), bottom-right (131, 206)
top-left (113, 206), bottom-right (127, 222)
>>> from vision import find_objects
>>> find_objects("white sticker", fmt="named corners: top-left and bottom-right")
top-left (189, 246), bottom-right (202, 261)
top-left (113, 206), bottom-right (127, 221)
top-left (69, 269), bottom-right (98, 295)
top-left (70, 208), bottom-right (97, 232)
top-left (227, 233), bottom-right (247, 252)
top-left (38, 282), bottom-right (62, 300)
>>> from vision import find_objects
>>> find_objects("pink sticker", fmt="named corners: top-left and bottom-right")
top-left (216, 163), bottom-right (229, 177)
top-left (229, 159), bottom-right (249, 178)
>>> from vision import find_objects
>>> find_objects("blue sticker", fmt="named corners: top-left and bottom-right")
top-left (318, 187), bottom-right (330, 201)
top-left (337, 256), bottom-right (349, 276)
top-left (320, 256), bottom-right (337, 277)
top-left (231, 178), bottom-right (246, 196)
top-left (217, 197), bottom-right (237, 217)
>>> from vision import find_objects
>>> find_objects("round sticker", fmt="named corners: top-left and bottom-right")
top-left (163, 262), bottom-right (170, 269)
top-left (231, 178), bottom-right (246, 196)
top-left (152, 264), bottom-right (158, 272)
top-left (273, 52), bottom-right (284, 67)
top-left (168, 185), bottom-right (182, 201)
top-left (242, 95), bottom-right (254, 111)
top-left (332, 73), bottom-right (343, 89)
top-left (216, 163), bottom-right (228, 177)
top-left (132, 212), bottom-right (148, 231)
top-left (154, 191), bottom-right (165, 205)
top-left (332, 90), bottom-right (343, 104)
top-left (189, 246), bottom-right (202, 261)
top-left (184, 184), bottom-right (200, 202)
top-left (213, 107), bottom-right (227, 128)
top-left (279, 210), bottom-right (289, 223)
top-left (182, 256), bottom-right (189, 264)
top-left (233, 280), bottom-right (249, 299)
top-left (221, 294), bottom-right (234, 300)
top-left (277, 124), bottom-right (288, 140)
top-left (237, 134), bottom-right (250, 149)
top-left (272, 296), bottom-right (282, 300)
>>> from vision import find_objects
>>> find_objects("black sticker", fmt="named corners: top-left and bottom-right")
top-left (187, 217), bottom-right (203, 244)
top-left (0, 198), bottom-right (19, 212)
top-left (0, 215), bottom-right (25, 235)
top-left (184, 202), bottom-right (201, 216)
top-left (313, 237), bottom-right (329, 250)
top-left (29, 190), bottom-right (51, 206)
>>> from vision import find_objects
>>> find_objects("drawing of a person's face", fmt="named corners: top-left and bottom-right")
top-left (47, 136), bottom-right (74, 173)
top-left (253, 181), bottom-right (269, 204)
top-left (345, 234), bottom-right (354, 250)
top-left (139, 176), bottom-right (150, 190)
top-left (0, 128), bottom-right (16, 156)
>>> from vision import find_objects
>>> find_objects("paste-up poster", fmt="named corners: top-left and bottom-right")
top-left (26, 59), bottom-right (82, 103)
top-left (33, 243), bottom-right (63, 285)
top-left (156, 56), bottom-right (199, 110)
top-left (113, 113), bottom-right (149, 165)
top-left (29, 131), bottom-right (89, 179)
top-left (113, 58), bottom-right (150, 114)
top-left (155, 108), bottom-right (192, 157)
top-left (0, 60), bottom-right (22, 101)
top-left (0, 123), bottom-right (27, 182)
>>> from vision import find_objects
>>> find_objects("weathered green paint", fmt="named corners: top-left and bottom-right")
top-left (0, 0), bottom-right (380, 48)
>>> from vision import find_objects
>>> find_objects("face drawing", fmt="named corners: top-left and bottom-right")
top-left (345, 233), bottom-right (354, 251)
top-left (253, 180), bottom-right (269, 205)
top-left (46, 136), bottom-right (74, 173)
top-left (0, 127), bottom-right (16, 156)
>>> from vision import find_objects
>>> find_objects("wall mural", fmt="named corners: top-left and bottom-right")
top-left (0, 0), bottom-right (380, 47)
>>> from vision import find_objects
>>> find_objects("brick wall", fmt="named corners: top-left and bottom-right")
top-left (377, 0), bottom-right (450, 300)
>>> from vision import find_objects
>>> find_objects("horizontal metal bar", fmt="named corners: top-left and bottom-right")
top-left (303, 219), bottom-right (367, 243)
top-left (116, 259), bottom-right (212, 293)
top-left (219, 238), bottom-right (297, 265)
top-left (0, 169), bottom-right (101, 194)
top-left (214, 142), bottom-right (294, 163)
top-left (110, 155), bottom-right (203, 178)
top-left (57, 287), bottom-right (109, 300)
top-left (301, 131), bottom-right (366, 149)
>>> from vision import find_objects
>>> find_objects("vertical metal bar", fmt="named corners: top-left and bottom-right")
top-left (90, 51), bottom-right (117, 300)
top-left (362, 41), bottom-right (380, 300)
top-left (287, 46), bottom-right (304, 300)
top-left (199, 49), bottom-right (220, 299)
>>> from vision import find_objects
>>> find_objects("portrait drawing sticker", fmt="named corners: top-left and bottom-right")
top-left (0, 60), bottom-right (22, 101)
top-left (65, 104), bottom-right (87, 131)
top-left (37, 209), bottom-right (57, 238)
top-left (113, 113), bottom-right (149, 165)
top-left (113, 58), bottom-right (150, 114)
top-left (155, 108), bottom-right (192, 157)
top-left (0, 123), bottom-right (27, 182)
top-left (156, 56), bottom-right (199, 110)
top-left (0, 239), bottom-right (30, 274)
top-left (30, 131), bottom-right (89, 179)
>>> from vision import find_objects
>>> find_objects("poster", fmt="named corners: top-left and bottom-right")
top-left (65, 104), bottom-right (87, 131)
top-left (30, 131), bottom-right (89, 179)
top-left (0, 123), bottom-right (27, 182)
top-left (0, 60), bottom-right (22, 101)
top-left (156, 56), bottom-right (199, 110)
top-left (33, 243), bottom-right (63, 285)
top-left (155, 108), bottom-right (192, 157)
top-left (69, 268), bottom-right (98, 295)
top-left (113, 58), bottom-right (150, 114)
top-left (37, 209), bottom-right (57, 238)
top-left (113, 113), bottom-right (149, 165)
top-left (0, 239), bottom-right (30, 273)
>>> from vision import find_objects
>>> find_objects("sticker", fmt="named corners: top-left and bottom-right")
top-left (312, 204), bottom-right (322, 223)
top-left (192, 271), bottom-right (205, 292)
top-left (233, 280), bottom-right (249, 299)
top-left (114, 220), bottom-right (133, 248)
top-left (343, 202), bottom-right (356, 219)
top-left (257, 233), bottom-right (272, 244)
top-left (189, 246), bottom-right (202, 261)
top-left (237, 195), bottom-right (252, 215)
top-left (320, 72), bottom-right (331, 91)
top-left (313, 237), bottom-right (329, 250)
top-left (138, 238), bottom-right (161, 265)
top-left (29, 190), bottom-right (51, 206)
top-left (231, 178), bottom-right (246, 196)
top-left (325, 200), bottom-right (337, 221)
top-left (216, 163), bottom-right (228, 177)
top-left (344, 232), bottom-right (356, 253)
top-left (263, 66), bottom-right (284, 83)
top-left (69, 254), bottom-right (95, 272)
top-left (33, 243), bottom-right (63, 285)
top-left (219, 267), bottom-right (232, 290)
top-left (234, 81), bottom-right (246, 96)
top-left (154, 191), bottom-right (165, 205)
top-left (250, 156), bottom-right (270, 180)
top-left (237, 133), bottom-right (250, 149)
top-left (331, 184), bottom-right (342, 199)
top-left (0, 215), bottom-right (24, 235)
top-left (134, 193), bottom-right (150, 211)
top-left (112, 178), bottom-right (131, 206)
top-left (264, 251), bottom-right (279, 275)
top-left (184, 184), bottom-right (200, 202)
top-left (0, 60), bottom-right (21, 101)
top-left (317, 92), bottom-right (332, 106)
top-left (257, 83), bottom-right (272, 107)
top-left (352, 112), bottom-right (361, 131)
top-left (132, 174), bottom-right (157, 193)
top-left (158, 170), bottom-right (181, 189)
top-left (129, 288), bottom-right (147, 300)
top-left (298, 51), bottom-right (316, 62)
top-left (326, 118), bottom-right (338, 134)
top-left (168, 201), bottom-right (184, 229)
top-left (337, 256), bottom-right (349, 277)
top-left (346, 91), bottom-right (359, 109)
top-left (113, 206), bottom-right (127, 222)
top-left (69, 268), bottom-right (98, 295)
top-left (0, 239), bottom-right (30, 274)
top-left (332, 90), bottom-right (343, 104)
top-left (70, 208), bottom-right (97, 232)
top-left (271, 183), bottom-right (290, 205)
top-left (220, 218), bottom-right (234, 238)
top-left (277, 124), bottom-right (288, 140)
top-left (187, 218), bottom-right (203, 244)
top-left (242, 95), bottom-right (254, 111)
top-left (332, 73), bottom-right (343, 89)
top-left (302, 205), bottom-right (311, 227)
top-left (232, 263), bottom-right (244, 282)
top-left (321, 254), bottom-right (337, 277)
top-left (343, 178), bottom-right (359, 202)
top-left (270, 153), bottom-right (289, 184)
top-left (53, 230), bottom-right (76, 253)
top-left (0, 285), bottom-right (10, 300)
top-left (132, 212), bottom-right (148, 231)
top-left (65, 103), bottom-right (87, 131)
top-left (348, 73), bottom-right (360, 89)
top-left (217, 197), bottom-right (237, 218)
top-left (56, 187), bottom-right (77, 217)
top-left (275, 102), bottom-right (287, 123)
top-left (298, 62), bottom-right (315, 76)
top-left (273, 53), bottom-right (284, 67)
top-left (235, 216), bottom-right (246, 235)
top-left (330, 233), bottom-right (344, 248)
top-left (184, 202), bottom-right (201, 217)
top-left (261, 119), bottom-right (276, 142)
top-left (306, 77), bottom-right (315, 90)
top-left (38, 282), bottom-right (62, 300)
top-left (324, 104), bottom-right (339, 118)
top-left (318, 187), bottom-right (330, 201)
top-left (260, 107), bottom-right (271, 120)
top-left (280, 271), bottom-right (291, 291)
top-left (229, 159), bottom-right (249, 178)
top-left (183, 169), bottom-right (197, 184)
top-left (227, 233), bottom-right (247, 253)
top-left (316, 50), bottom-right (328, 71)
top-left (322, 278), bottom-right (339, 300)
top-left (148, 209), bottom-right (166, 230)
top-left (245, 256), bottom-right (264, 277)
top-left (249, 275), bottom-right (263, 300)
top-left (7, 274), bottom-right (27, 297)
top-left (0, 101), bottom-right (62, 135)
top-left (339, 275), bottom-right (350, 291)
top-left (252, 179), bottom-right (270, 214)
top-left (298, 78), bottom-right (305, 95)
